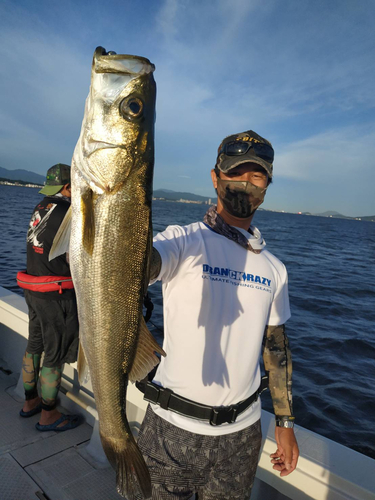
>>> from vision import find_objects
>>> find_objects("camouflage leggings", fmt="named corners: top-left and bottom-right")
top-left (22, 352), bottom-right (62, 410)
top-left (136, 405), bottom-right (262, 500)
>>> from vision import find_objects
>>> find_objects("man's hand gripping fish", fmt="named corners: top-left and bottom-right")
top-left (51, 47), bottom-right (165, 499)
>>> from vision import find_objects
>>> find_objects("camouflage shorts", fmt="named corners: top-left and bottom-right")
top-left (136, 405), bottom-right (262, 500)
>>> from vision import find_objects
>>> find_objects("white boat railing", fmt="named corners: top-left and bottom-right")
top-left (1, 285), bottom-right (374, 500)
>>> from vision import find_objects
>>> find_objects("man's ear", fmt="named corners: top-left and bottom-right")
top-left (211, 169), bottom-right (218, 190)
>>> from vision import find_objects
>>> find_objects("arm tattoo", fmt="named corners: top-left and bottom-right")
top-left (262, 324), bottom-right (293, 418)
top-left (149, 247), bottom-right (162, 281)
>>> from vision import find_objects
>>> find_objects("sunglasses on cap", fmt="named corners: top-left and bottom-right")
top-left (219, 140), bottom-right (274, 164)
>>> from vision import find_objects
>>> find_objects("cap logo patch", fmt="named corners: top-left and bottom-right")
top-left (235, 136), bottom-right (262, 144)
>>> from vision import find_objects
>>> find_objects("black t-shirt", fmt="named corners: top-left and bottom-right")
top-left (26, 195), bottom-right (74, 299)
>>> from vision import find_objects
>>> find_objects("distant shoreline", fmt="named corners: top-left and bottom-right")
top-left (1, 181), bottom-right (373, 222)
top-left (0, 179), bottom-right (42, 189)
top-left (152, 197), bottom-right (211, 205)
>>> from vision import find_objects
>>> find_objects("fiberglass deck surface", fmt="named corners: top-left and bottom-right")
top-left (0, 369), bottom-right (124, 500)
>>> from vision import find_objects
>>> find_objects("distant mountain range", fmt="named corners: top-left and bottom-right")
top-left (153, 189), bottom-right (217, 204)
top-left (153, 191), bottom-right (375, 221)
top-left (1, 166), bottom-right (373, 221)
top-left (301, 210), bottom-right (375, 222)
top-left (0, 166), bottom-right (45, 185)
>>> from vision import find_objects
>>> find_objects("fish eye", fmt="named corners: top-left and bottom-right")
top-left (119, 97), bottom-right (144, 120)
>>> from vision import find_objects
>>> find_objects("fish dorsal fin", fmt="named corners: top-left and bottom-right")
top-left (81, 188), bottom-right (95, 255)
top-left (77, 342), bottom-right (90, 385)
top-left (128, 317), bottom-right (166, 382)
top-left (49, 206), bottom-right (72, 261)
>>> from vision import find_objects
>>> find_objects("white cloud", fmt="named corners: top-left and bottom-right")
top-left (153, 0), bottom-right (375, 120)
top-left (156, 0), bottom-right (180, 38)
top-left (276, 126), bottom-right (375, 181)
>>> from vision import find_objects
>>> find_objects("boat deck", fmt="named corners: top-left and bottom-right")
top-left (0, 368), bottom-right (288, 500)
top-left (1, 287), bottom-right (375, 500)
top-left (0, 368), bottom-right (129, 500)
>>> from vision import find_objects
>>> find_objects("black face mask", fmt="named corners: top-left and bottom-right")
top-left (216, 177), bottom-right (267, 218)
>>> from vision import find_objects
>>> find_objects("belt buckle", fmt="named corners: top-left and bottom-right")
top-left (210, 405), bottom-right (238, 426)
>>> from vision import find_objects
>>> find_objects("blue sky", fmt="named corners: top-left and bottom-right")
top-left (0, 0), bottom-right (374, 216)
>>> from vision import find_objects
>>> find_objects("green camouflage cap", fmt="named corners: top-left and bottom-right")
top-left (39, 164), bottom-right (71, 195)
top-left (216, 130), bottom-right (274, 178)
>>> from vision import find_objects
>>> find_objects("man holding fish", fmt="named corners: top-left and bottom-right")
top-left (136, 130), bottom-right (299, 499)
top-left (55, 47), bottom-right (298, 499)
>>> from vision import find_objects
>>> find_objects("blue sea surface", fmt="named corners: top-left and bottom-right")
top-left (1, 184), bottom-right (374, 459)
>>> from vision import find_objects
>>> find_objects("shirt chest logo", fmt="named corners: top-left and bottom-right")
top-left (202, 264), bottom-right (271, 287)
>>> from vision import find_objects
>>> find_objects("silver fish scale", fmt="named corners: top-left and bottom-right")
top-left (72, 178), bottom-right (151, 436)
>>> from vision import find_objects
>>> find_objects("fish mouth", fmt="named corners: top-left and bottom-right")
top-left (84, 140), bottom-right (127, 157)
top-left (94, 48), bottom-right (155, 76)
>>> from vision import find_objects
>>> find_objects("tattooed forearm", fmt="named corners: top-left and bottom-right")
top-left (150, 247), bottom-right (162, 281)
top-left (262, 324), bottom-right (293, 417)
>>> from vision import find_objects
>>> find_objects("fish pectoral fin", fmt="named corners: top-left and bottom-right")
top-left (128, 317), bottom-right (166, 383)
top-left (81, 188), bottom-right (95, 255)
top-left (49, 206), bottom-right (72, 261)
top-left (77, 342), bottom-right (90, 384)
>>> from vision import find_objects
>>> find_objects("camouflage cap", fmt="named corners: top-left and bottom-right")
top-left (216, 130), bottom-right (274, 178)
top-left (39, 164), bottom-right (71, 195)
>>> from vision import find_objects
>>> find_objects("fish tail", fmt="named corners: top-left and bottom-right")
top-left (101, 433), bottom-right (152, 499)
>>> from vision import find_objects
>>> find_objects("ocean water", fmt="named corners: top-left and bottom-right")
top-left (1, 184), bottom-right (374, 459)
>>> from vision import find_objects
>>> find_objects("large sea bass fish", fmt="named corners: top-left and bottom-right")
top-left (69, 47), bottom-right (164, 499)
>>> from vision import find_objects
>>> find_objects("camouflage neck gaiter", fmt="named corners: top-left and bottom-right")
top-left (216, 177), bottom-right (267, 218)
top-left (203, 205), bottom-right (261, 254)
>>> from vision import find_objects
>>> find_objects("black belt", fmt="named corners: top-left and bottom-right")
top-left (136, 375), bottom-right (268, 426)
